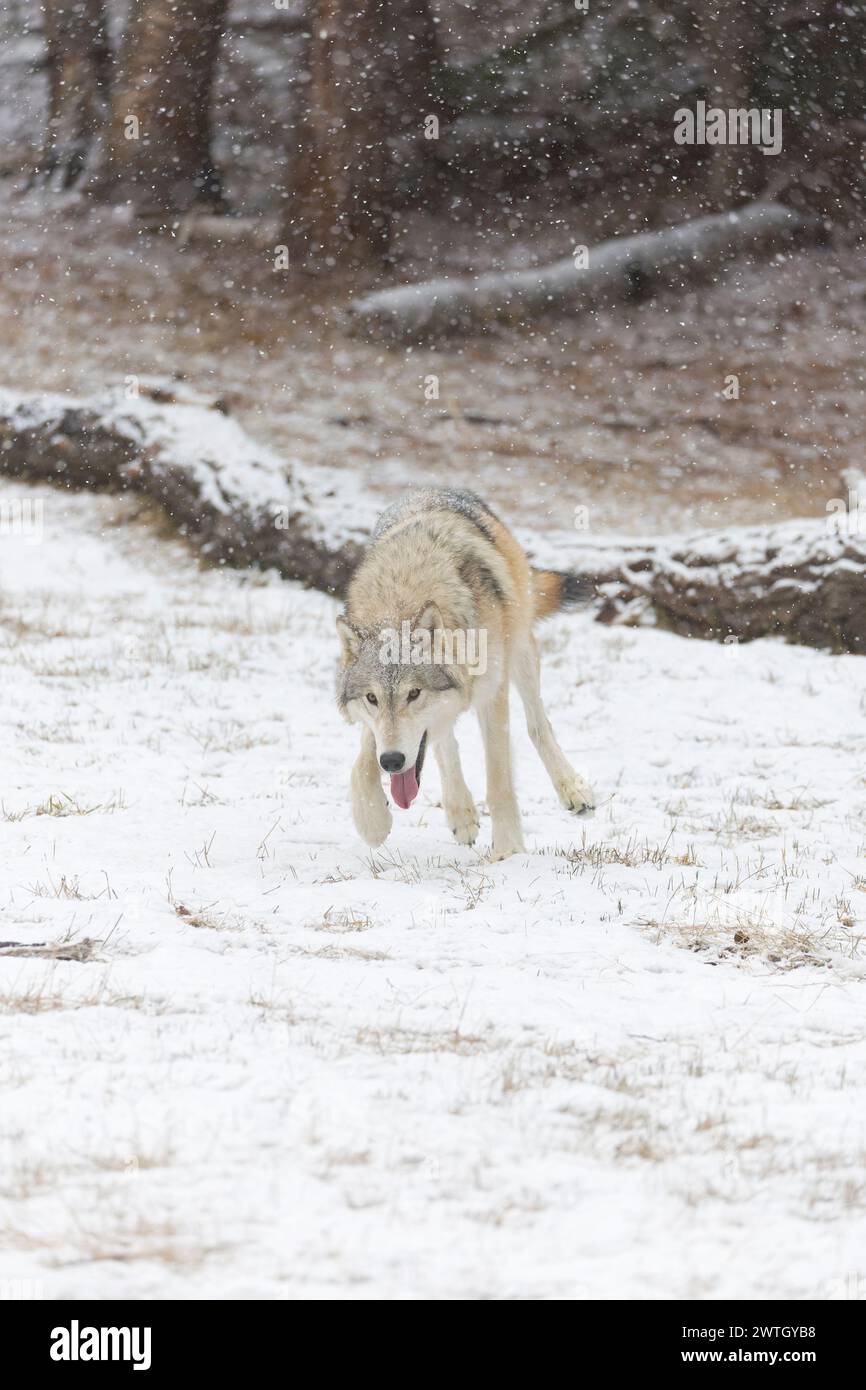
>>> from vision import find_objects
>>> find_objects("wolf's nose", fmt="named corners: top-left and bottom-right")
top-left (380, 751), bottom-right (405, 773)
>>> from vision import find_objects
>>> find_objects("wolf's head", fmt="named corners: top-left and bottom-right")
top-left (336, 603), bottom-right (465, 810)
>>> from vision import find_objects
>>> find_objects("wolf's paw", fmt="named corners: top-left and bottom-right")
top-left (557, 773), bottom-right (596, 817)
top-left (353, 794), bottom-right (392, 848)
top-left (490, 840), bottom-right (525, 862)
top-left (447, 801), bottom-right (480, 846)
top-left (489, 826), bottom-right (525, 861)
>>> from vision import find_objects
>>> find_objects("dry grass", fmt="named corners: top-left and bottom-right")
top-left (748, 787), bottom-right (834, 813)
top-left (552, 830), bottom-right (702, 872)
top-left (469, 1195), bottom-right (548, 1226)
top-left (0, 977), bottom-right (174, 1016)
top-left (2, 790), bottom-right (126, 820)
top-left (183, 831), bottom-right (218, 869)
top-left (355, 1025), bottom-right (497, 1056)
top-left (640, 905), bottom-right (852, 971)
top-left (313, 907), bottom-right (375, 934)
top-left (0, 935), bottom-right (99, 963)
top-left (366, 848), bottom-right (429, 884)
top-left (705, 806), bottom-right (782, 841)
top-left (0, 1145), bottom-right (176, 1201)
top-left (22, 655), bottom-right (114, 680)
top-left (174, 901), bottom-right (243, 931)
top-left (308, 944), bottom-right (389, 961)
top-left (248, 989), bottom-right (297, 1025)
top-left (26, 874), bottom-right (100, 901)
top-left (179, 781), bottom-right (225, 808)
top-left (74, 1218), bottom-right (224, 1269)
top-left (186, 719), bottom-right (278, 754)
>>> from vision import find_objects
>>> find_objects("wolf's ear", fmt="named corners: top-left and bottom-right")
top-left (336, 614), bottom-right (361, 663)
top-left (414, 601), bottom-right (444, 635)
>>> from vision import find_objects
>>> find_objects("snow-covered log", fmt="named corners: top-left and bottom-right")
top-left (347, 202), bottom-right (819, 341)
top-left (568, 515), bottom-right (866, 654)
top-left (0, 387), bottom-right (369, 594)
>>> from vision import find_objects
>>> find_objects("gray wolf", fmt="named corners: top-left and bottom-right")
top-left (336, 488), bottom-right (595, 860)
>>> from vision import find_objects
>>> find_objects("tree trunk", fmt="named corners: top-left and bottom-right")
top-left (700, 2), bottom-right (765, 210)
top-left (95, 0), bottom-right (229, 216)
top-left (290, 0), bottom-right (439, 266)
top-left (34, 0), bottom-right (111, 189)
top-left (387, 0), bottom-right (440, 122)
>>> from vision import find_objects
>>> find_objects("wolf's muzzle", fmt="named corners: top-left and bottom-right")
top-left (388, 730), bottom-right (427, 811)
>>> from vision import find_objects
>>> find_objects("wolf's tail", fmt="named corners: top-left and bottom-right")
top-left (531, 568), bottom-right (595, 620)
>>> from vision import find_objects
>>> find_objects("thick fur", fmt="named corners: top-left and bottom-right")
top-left (336, 488), bottom-right (595, 859)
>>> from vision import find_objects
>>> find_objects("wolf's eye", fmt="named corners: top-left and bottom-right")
top-left (407, 689), bottom-right (421, 702)
top-left (366, 692), bottom-right (378, 706)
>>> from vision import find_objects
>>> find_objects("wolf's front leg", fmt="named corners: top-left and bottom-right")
top-left (351, 728), bottom-right (392, 847)
top-left (478, 684), bottom-right (525, 860)
top-left (434, 729), bottom-right (479, 846)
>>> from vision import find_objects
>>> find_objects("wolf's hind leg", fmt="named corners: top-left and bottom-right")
top-left (434, 730), bottom-right (479, 846)
top-left (478, 682), bottom-right (525, 859)
top-left (512, 637), bottom-right (595, 815)
top-left (351, 727), bottom-right (392, 847)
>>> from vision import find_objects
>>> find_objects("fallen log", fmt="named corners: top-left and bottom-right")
top-left (347, 201), bottom-right (820, 341)
top-left (0, 386), bottom-right (367, 594)
top-left (551, 511), bottom-right (866, 653)
top-left (0, 387), bottom-right (863, 652)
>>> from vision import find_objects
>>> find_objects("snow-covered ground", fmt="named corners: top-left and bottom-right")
top-left (1, 479), bottom-right (864, 1301)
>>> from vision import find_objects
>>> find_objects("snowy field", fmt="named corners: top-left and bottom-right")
top-left (1, 478), bottom-right (865, 1301)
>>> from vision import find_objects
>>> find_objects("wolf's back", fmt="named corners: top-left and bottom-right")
top-left (363, 487), bottom-right (593, 624)
top-left (372, 488), bottom-right (499, 544)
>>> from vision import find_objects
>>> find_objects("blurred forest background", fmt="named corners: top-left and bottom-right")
top-left (0, 1), bottom-right (865, 537)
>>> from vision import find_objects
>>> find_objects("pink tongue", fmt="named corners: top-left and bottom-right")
top-left (390, 765), bottom-right (419, 810)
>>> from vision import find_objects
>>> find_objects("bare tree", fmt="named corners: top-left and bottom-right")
top-left (699, 1), bottom-right (765, 210)
top-left (291, 0), bottom-right (439, 265)
top-left (37, 1), bottom-right (229, 212)
top-left (35, 0), bottom-right (111, 188)
top-left (95, 0), bottom-right (229, 215)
